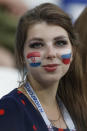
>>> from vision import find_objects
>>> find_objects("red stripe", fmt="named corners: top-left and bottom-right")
top-left (58, 129), bottom-right (64, 131)
top-left (62, 59), bottom-right (70, 64)
top-left (27, 52), bottom-right (40, 58)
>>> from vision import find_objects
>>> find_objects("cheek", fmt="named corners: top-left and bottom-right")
top-left (26, 52), bottom-right (41, 67)
top-left (60, 49), bottom-right (72, 65)
top-left (62, 64), bottom-right (70, 76)
top-left (61, 53), bottom-right (71, 65)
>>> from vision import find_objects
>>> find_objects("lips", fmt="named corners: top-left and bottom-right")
top-left (43, 64), bottom-right (58, 72)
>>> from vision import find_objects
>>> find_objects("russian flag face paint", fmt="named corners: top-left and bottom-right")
top-left (61, 49), bottom-right (72, 65)
top-left (27, 52), bottom-right (41, 67)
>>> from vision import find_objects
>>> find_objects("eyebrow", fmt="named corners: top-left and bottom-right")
top-left (28, 38), bottom-right (43, 43)
top-left (28, 36), bottom-right (68, 43)
top-left (54, 36), bottom-right (68, 41)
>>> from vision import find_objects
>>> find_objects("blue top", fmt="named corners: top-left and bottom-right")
top-left (0, 88), bottom-right (73, 131)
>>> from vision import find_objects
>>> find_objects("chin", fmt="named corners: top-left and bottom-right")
top-left (29, 71), bottom-right (64, 86)
top-left (36, 75), bottom-right (61, 86)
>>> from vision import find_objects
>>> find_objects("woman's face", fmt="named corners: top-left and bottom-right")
top-left (24, 22), bottom-right (73, 85)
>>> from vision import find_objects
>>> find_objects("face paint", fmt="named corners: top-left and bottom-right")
top-left (61, 49), bottom-right (72, 65)
top-left (27, 52), bottom-right (41, 67)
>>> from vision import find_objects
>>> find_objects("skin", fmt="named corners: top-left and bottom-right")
top-left (19, 22), bottom-right (73, 128)
top-left (24, 22), bottom-right (72, 87)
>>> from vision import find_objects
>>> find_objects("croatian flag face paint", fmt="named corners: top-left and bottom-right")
top-left (61, 49), bottom-right (72, 65)
top-left (27, 52), bottom-right (41, 67)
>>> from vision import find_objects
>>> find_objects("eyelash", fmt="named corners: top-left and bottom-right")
top-left (29, 40), bottom-right (68, 49)
top-left (55, 40), bottom-right (68, 47)
top-left (29, 42), bottom-right (44, 49)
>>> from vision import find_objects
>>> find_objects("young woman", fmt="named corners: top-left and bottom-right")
top-left (0, 3), bottom-right (87, 131)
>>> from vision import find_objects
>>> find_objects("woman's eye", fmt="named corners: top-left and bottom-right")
top-left (29, 42), bottom-right (44, 48)
top-left (55, 40), bottom-right (67, 47)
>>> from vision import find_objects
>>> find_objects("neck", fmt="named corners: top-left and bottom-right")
top-left (27, 75), bottom-right (59, 107)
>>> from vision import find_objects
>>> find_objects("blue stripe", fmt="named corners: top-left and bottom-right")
top-left (63, 0), bottom-right (87, 4)
top-left (61, 53), bottom-right (71, 59)
top-left (30, 63), bottom-right (41, 67)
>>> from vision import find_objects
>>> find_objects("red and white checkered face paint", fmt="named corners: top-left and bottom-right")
top-left (26, 52), bottom-right (41, 67)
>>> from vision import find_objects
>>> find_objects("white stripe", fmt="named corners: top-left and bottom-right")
top-left (24, 82), bottom-right (53, 130)
top-left (27, 57), bottom-right (41, 64)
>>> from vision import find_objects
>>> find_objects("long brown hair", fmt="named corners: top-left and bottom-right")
top-left (15, 3), bottom-right (87, 130)
top-left (74, 7), bottom-right (87, 73)
top-left (74, 7), bottom-right (87, 110)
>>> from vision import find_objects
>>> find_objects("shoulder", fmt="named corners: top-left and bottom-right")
top-left (0, 88), bottom-right (49, 131)
top-left (0, 88), bottom-right (23, 108)
top-left (0, 88), bottom-right (30, 117)
top-left (0, 88), bottom-right (28, 131)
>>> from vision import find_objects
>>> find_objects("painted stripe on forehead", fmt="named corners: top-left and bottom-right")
top-left (27, 52), bottom-right (40, 58)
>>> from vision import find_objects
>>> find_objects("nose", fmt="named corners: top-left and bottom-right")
top-left (45, 45), bottom-right (56, 59)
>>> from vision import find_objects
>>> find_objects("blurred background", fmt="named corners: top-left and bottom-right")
top-left (0, 0), bottom-right (87, 98)
top-left (23, 0), bottom-right (87, 21)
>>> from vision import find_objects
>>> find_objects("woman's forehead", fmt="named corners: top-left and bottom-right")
top-left (26, 22), bottom-right (69, 42)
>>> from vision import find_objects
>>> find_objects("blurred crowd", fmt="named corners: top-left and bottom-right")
top-left (0, 0), bottom-right (28, 98)
top-left (0, 0), bottom-right (87, 99)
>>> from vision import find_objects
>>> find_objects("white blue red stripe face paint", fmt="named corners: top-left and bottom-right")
top-left (60, 48), bottom-right (72, 65)
top-left (61, 53), bottom-right (71, 65)
top-left (27, 52), bottom-right (41, 67)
